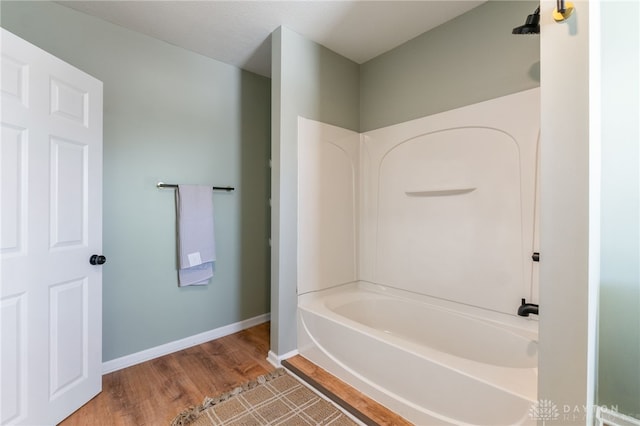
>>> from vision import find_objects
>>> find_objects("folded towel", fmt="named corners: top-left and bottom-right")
top-left (176, 185), bottom-right (216, 286)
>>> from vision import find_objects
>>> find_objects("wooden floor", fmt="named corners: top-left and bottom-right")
top-left (60, 322), bottom-right (409, 425)
top-left (61, 323), bottom-right (273, 426)
top-left (284, 355), bottom-right (412, 426)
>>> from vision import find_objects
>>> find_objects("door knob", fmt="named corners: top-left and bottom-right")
top-left (90, 254), bottom-right (106, 265)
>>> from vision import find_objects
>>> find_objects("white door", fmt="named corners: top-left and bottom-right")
top-left (1, 29), bottom-right (103, 425)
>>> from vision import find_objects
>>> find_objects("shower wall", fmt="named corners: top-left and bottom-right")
top-left (298, 119), bottom-right (360, 293)
top-left (299, 88), bottom-right (540, 316)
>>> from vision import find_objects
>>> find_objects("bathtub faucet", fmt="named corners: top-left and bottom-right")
top-left (517, 298), bottom-right (539, 317)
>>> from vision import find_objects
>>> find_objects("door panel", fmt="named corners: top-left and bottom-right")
top-left (50, 78), bottom-right (89, 127)
top-left (0, 294), bottom-right (27, 424)
top-left (49, 278), bottom-right (88, 400)
top-left (1, 123), bottom-right (27, 256)
top-left (50, 136), bottom-right (87, 248)
top-left (1, 28), bottom-right (103, 425)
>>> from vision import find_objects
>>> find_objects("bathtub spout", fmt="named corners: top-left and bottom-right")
top-left (518, 298), bottom-right (539, 316)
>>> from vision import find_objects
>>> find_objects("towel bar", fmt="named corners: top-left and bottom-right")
top-left (156, 182), bottom-right (234, 192)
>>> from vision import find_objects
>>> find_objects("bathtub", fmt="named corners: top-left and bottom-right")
top-left (297, 281), bottom-right (539, 425)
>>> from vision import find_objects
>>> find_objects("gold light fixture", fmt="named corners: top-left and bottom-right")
top-left (553, 0), bottom-right (575, 22)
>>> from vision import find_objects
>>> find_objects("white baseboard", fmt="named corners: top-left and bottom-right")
top-left (267, 349), bottom-right (299, 368)
top-left (102, 313), bottom-right (270, 374)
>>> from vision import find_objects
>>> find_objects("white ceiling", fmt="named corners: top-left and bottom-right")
top-left (57, 1), bottom-right (485, 77)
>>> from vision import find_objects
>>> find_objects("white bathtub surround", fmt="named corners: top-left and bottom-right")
top-left (297, 119), bottom-right (360, 293)
top-left (297, 88), bottom-right (540, 425)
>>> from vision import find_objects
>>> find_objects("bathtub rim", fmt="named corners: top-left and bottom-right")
top-left (298, 280), bottom-right (538, 402)
top-left (299, 280), bottom-right (539, 336)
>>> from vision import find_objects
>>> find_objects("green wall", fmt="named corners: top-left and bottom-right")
top-left (1, 1), bottom-right (271, 362)
top-left (360, 1), bottom-right (540, 131)
top-left (271, 26), bottom-right (359, 355)
top-left (598, 1), bottom-right (640, 418)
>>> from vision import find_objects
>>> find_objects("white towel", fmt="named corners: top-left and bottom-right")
top-left (176, 185), bottom-right (216, 286)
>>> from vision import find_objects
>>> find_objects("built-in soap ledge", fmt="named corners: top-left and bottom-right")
top-left (405, 188), bottom-right (476, 197)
